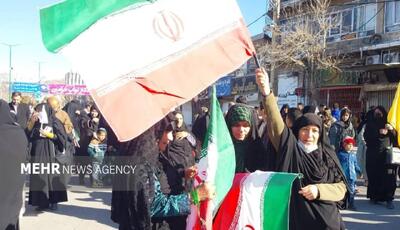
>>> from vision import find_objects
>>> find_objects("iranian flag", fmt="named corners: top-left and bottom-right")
top-left (40, 0), bottom-right (254, 141)
top-left (213, 171), bottom-right (300, 230)
top-left (186, 86), bottom-right (235, 230)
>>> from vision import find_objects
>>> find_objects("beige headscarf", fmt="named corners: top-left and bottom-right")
top-left (47, 96), bottom-right (73, 134)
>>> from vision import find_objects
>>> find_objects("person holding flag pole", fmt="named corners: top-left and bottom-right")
top-left (255, 67), bottom-right (350, 229)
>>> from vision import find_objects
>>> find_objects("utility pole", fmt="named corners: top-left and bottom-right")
top-left (2, 43), bottom-right (20, 100)
top-left (270, 0), bottom-right (280, 94)
top-left (38, 61), bottom-right (44, 83)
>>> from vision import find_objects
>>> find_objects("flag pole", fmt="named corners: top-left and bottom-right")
top-left (253, 52), bottom-right (261, 68)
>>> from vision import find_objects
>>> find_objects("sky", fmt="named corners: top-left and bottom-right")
top-left (0, 0), bottom-right (268, 82)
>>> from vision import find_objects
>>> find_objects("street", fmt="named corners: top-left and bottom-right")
top-left (20, 178), bottom-right (400, 230)
top-left (341, 183), bottom-right (400, 230)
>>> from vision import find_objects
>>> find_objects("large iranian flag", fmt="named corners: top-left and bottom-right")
top-left (213, 171), bottom-right (300, 230)
top-left (187, 86), bottom-right (235, 229)
top-left (40, 0), bottom-right (254, 141)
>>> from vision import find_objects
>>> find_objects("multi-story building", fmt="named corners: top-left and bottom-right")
top-left (268, 0), bottom-right (400, 115)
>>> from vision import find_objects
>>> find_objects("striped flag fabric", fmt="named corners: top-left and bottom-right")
top-left (186, 86), bottom-right (236, 230)
top-left (388, 82), bottom-right (400, 145)
top-left (40, 0), bottom-right (254, 141)
top-left (213, 171), bottom-right (300, 230)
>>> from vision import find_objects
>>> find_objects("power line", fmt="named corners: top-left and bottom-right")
top-left (341, 0), bottom-right (399, 6)
top-left (246, 0), bottom-right (399, 28)
top-left (247, 12), bottom-right (268, 27)
top-left (356, 3), bottom-right (384, 31)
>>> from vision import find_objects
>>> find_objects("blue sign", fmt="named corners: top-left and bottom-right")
top-left (198, 76), bottom-right (232, 99)
top-left (11, 82), bottom-right (41, 93)
top-left (214, 76), bottom-right (231, 97)
top-left (40, 84), bottom-right (49, 92)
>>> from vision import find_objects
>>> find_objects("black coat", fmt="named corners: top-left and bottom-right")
top-left (9, 102), bottom-right (30, 129)
top-left (277, 126), bottom-right (348, 230)
top-left (28, 104), bottom-right (69, 208)
top-left (364, 107), bottom-right (398, 202)
top-left (0, 100), bottom-right (28, 230)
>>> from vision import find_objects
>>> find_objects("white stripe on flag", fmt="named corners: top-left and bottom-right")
top-left (60, 0), bottom-right (243, 91)
top-left (235, 171), bottom-right (275, 230)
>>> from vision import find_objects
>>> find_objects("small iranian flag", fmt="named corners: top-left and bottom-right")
top-left (213, 171), bottom-right (300, 230)
top-left (40, 0), bottom-right (254, 141)
top-left (187, 86), bottom-right (236, 230)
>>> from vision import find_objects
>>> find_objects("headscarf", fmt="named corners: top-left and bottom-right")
top-left (364, 106), bottom-right (389, 147)
top-left (226, 104), bottom-right (252, 130)
top-left (172, 111), bottom-right (188, 132)
top-left (286, 108), bottom-right (302, 127)
top-left (0, 99), bottom-right (15, 126)
top-left (225, 104), bottom-right (267, 172)
top-left (63, 100), bottom-right (84, 131)
top-left (111, 119), bottom-right (170, 229)
top-left (90, 105), bottom-right (101, 119)
top-left (280, 104), bottom-right (289, 119)
top-left (292, 113), bottom-right (323, 140)
top-left (291, 113), bottom-right (350, 206)
top-left (34, 103), bottom-right (55, 127)
top-left (340, 108), bottom-right (352, 128)
top-left (31, 103), bottom-right (70, 154)
top-left (303, 105), bottom-right (318, 114)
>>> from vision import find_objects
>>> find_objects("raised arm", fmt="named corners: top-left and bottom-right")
top-left (255, 68), bottom-right (285, 152)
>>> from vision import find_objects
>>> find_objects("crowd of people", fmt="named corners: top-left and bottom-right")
top-left (1, 68), bottom-right (399, 230)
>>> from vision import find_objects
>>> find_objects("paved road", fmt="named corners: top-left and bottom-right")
top-left (341, 183), bottom-right (400, 230)
top-left (20, 177), bottom-right (117, 230)
top-left (20, 178), bottom-right (400, 230)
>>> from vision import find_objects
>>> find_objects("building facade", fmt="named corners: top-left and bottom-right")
top-left (268, 0), bottom-right (400, 115)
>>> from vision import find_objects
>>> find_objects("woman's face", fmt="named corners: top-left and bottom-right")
top-left (158, 131), bottom-right (173, 152)
top-left (341, 112), bottom-right (350, 122)
top-left (298, 125), bottom-right (320, 146)
top-left (91, 110), bottom-right (99, 118)
top-left (97, 132), bottom-right (107, 142)
top-left (284, 107), bottom-right (289, 113)
top-left (175, 113), bottom-right (184, 128)
top-left (374, 109), bottom-right (383, 118)
top-left (231, 121), bottom-right (251, 141)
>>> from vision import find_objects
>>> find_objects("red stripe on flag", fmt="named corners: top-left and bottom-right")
top-left (213, 173), bottom-right (249, 230)
top-left (90, 20), bottom-right (253, 141)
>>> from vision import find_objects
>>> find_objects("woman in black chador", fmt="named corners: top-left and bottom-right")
top-left (364, 106), bottom-right (398, 209)
top-left (225, 103), bottom-right (269, 173)
top-left (0, 99), bottom-right (28, 230)
top-left (111, 119), bottom-right (215, 230)
top-left (256, 68), bottom-right (349, 230)
top-left (27, 103), bottom-right (69, 211)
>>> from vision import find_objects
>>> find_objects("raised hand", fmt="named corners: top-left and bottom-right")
top-left (255, 68), bottom-right (271, 96)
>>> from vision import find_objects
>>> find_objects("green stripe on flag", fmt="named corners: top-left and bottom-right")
top-left (263, 173), bottom-right (299, 230)
top-left (40, 0), bottom-right (153, 52)
top-left (202, 86), bottom-right (235, 211)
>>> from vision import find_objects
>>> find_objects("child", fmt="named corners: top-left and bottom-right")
top-left (337, 136), bottom-right (361, 210)
top-left (88, 128), bottom-right (107, 187)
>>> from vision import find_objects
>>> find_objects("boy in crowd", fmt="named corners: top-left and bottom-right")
top-left (88, 128), bottom-right (108, 187)
top-left (337, 136), bottom-right (361, 210)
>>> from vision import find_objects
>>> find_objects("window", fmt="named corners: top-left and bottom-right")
top-left (354, 4), bottom-right (377, 36)
top-left (327, 4), bottom-right (377, 42)
top-left (385, 1), bottom-right (400, 32)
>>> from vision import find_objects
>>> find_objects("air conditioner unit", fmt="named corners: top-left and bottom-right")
top-left (383, 52), bottom-right (400, 64)
top-left (365, 55), bottom-right (381, 65)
